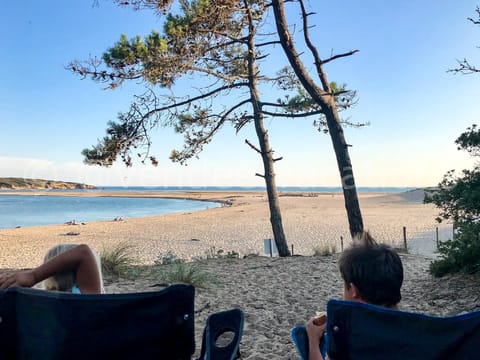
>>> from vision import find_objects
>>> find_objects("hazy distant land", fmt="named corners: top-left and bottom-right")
top-left (0, 177), bottom-right (96, 190)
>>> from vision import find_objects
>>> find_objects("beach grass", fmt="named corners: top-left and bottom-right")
top-left (151, 262), bottom-right (217, 289)
top-left (100, 241), bottom-right (138, 277)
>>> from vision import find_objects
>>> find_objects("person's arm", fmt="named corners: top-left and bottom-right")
top-left (0, 244), bottom-right (101, 294)
top-left (306, 316), bottom-right (327, 360)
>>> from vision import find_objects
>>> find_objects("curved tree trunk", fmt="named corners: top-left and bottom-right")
top-left (271, 0), bottom-right (364, 238)
top-left (253, 115), bottom-right (291, 256)
top-left (246, 0), bottom-right (290, 256)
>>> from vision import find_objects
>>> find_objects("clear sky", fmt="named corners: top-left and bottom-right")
top-left (1, 1), bottom-right (479, 187)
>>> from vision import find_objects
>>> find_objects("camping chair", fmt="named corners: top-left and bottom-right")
top-left (292, 299), bottom-right (480, 360)
top-left (198, 308), bottom-right (244, 360)
top-left (0, 284), bottom-right (244, 360)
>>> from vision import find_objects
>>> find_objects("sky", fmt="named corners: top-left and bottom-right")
top-left (1, 1), bottom-right (479, 187)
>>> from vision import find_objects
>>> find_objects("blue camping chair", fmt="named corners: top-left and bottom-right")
top-left (292, 299), bottom-right (480, 360)
top-left (0, 284), bottom-right (243, 360)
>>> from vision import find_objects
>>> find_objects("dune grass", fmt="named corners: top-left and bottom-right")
top-left (100, 241), bottom-right (139, 277)
top-left (152, 262), bottom-right (217, 289)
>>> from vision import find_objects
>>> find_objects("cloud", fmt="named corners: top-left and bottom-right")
top-left (0, 156), bottom-right (260, 186)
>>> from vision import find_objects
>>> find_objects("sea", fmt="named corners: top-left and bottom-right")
top-left (0, 186), bottom-right (415, 230)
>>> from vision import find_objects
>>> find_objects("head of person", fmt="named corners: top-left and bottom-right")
top-left (338, 232), bottom-right (403, 308)
top-left (43, 244), bottom-right (104, 293)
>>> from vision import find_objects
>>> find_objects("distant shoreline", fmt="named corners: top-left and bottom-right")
top-left (0, 177), bottom-right (95, 190)
top-left (0, 185), bottom-right (420, 193)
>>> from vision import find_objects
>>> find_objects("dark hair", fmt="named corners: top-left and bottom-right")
top-left (338, 237), bottom-right (403, 307)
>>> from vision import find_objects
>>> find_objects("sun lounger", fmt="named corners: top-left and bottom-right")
top-left (292, 299), bottom-right (480, 360)
top-left (0, 284), bottom-right (243, 360)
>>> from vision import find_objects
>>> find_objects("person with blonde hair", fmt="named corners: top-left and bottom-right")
top-left (0, 244), bottom-right (103, 294)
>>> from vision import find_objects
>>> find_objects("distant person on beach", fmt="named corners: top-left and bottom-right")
top-left (0, 244), bottom-right (103, 294)
top-left (305, 232), bottom-right (404, 360)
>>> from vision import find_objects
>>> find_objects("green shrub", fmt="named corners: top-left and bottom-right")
top-left (100, 241), bottom-right (138, 277)
top-left (430, 222), bottom-right (480, 277)
top-left (425, 125), bottom-right (480, 277)
top-left (153, 262), bottom-right (216, 289)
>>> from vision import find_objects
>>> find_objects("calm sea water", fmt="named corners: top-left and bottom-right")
top-left (0, 195), bottom-right (220, 229)
top-left (0, 186), bottom-right (414, 229)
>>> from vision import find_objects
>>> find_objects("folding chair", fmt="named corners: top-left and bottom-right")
top-left (292, 299), bottom-right (480, 360)
top-left (198, 308), bottom-right (244, 360)
top-left (0, 284), bottom-right (244, 360)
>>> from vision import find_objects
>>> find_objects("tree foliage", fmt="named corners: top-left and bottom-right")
top-left (425, 125), bottom-right (480, 276)
top-left (73, 1), bottom-right (358, 168)
top-left (72, 0), bottom-right (365, 253)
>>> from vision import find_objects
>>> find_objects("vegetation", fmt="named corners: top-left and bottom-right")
top-left (425, 125), bottom-right (480, 276)
top-left (426, 6), bottom-right (480, 277)
top-left (204, 246), bottom-right (240, 259)
top-left (154, 250), bottom-right (186, 265)
top-left (152, 262), bottom-right (216, 289)
top-left (70, 0), bottom-right (366, 255)
top-left (100, 241), bottom-right (139, 277)
top-left (270, 0), bottom-right (365, 237)
top-left (100, 246), bottom-right (244, 289)
top-left (449, 6), bottom-right (480, 75)
top-left (0, 177), bottom-right (95, 190)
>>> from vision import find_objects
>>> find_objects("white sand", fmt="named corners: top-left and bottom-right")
top-left (0, 190), bottom-right (444, 268)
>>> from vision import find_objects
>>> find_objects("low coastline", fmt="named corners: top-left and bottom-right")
top-left (1, 190), bottom-right (479, 359)
top-left (0, 189), bottom-right (443, 268)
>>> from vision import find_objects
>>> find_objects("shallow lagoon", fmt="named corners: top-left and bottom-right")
top-left (0, 195), bottom-right (220, 229)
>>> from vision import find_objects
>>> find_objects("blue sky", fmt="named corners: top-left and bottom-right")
top-left (1, 1), bottom-right (479, 187)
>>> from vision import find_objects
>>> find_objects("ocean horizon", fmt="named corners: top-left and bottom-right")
top-left (0, 186), bottom-right (417, 229)
top-left (0, 185), bottom-right (418, 193)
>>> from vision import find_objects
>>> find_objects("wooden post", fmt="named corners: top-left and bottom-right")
top-left (403, 226), bottom-right (407, 251)
top-left (340, 236), bottom-right (344, 251)
top-left (291, 244), bottom-right (294, 256)
top-left (269, 239), bottom-right (273, 258)
top-left (436, 227), bottom-right (439, 248)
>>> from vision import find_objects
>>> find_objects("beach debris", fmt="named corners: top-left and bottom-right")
top-left (194, 302), bottom-right (211, 314)
top-left (65, 220), bottom-right (77, 225)
top-left (64, 231), bottom-right (80, 236)
top-left (190, 238), bottom-right (201, 242)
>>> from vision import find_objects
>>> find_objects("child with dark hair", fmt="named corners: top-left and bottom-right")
top-left (306, 232), bottom-right (404, 360)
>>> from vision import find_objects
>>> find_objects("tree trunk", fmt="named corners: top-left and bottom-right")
top-left (254, 115), bottom-right (291, 256)
top-left (323, 105), bottom-right (364, 237)
top-left (246, 0), bottom-right (291, 256)
top-left (271, 0), bottom-right (364, 238)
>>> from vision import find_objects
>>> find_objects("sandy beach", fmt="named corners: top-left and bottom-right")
top-left (1, 190), bottom-right (479, 359)
top-left (0, 189), bottom-right (451, 268)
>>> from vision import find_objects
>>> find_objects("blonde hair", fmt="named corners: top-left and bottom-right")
top-left (43, 244), bottom-right (104, 293)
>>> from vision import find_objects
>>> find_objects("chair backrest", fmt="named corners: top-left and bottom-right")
top-left (198, 308), bottom-right (244, 360)
top-left (0, 284), bottom-right (195, 360)
top-left (326, 299), bottom-right (480, 360)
